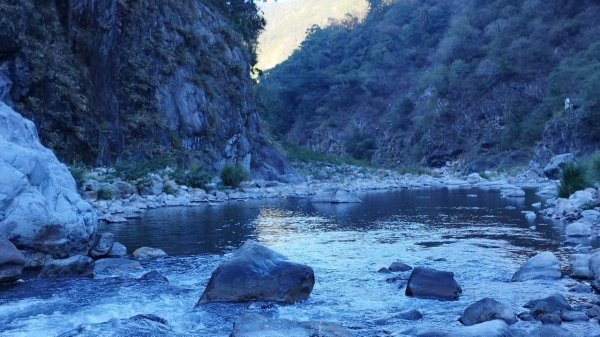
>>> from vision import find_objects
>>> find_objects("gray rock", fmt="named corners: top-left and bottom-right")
top-left (522, 211), bottom-right (536, 222)
top-left (540, 313), bottom-right (561, 325)
top-left (568, 283), bottom-right (592, 293)
top-left (543, 153), bottom-right (574, 180)
top-left (569, 254), bottom-right (592, 279)
top-left (198, 240), bottom-right (314, 304)
top-left (140, 174), bottom-right (164, 196)
top-left (112, 181), bottom-right (137, 198)
top-left (560, 310), bottom-right (589, 322)
top-left (526, 326), bottom-right (575, 337)
top-left (377, 267), bottom-right (391, 274)
top-left (450, 320), bottom-right (510, 337)
top-left (589, 252), bottom-right (600, 279)
top-left (58, 314), bottom-right (184, 337)
top-left (565, 221), bottom-right (592, 237)
top-left (389, 261), bottom-right (412, 272)
top-left (0, 239), bottom-right (26, 283)
top-left (310, 189), bottom-right (362, 203)
top-left (107, 241), bottom-right (127, 258)
top-left (405, 267), bottom-right (462, 301)
top-left (89, 232), bottom-right (115, 258)
top-left (230, 313), bottom-right (353, 337)
top-left (586, 305), bottom-right (600, 318)
top-left (393, 309), bottom-right (423, 320)
top-left (0, 103), bottom-right (97, 257)
top-left (526, 294), bottom-right (571, 318)
top-left (133, 247), bottom-right (168, 259)
top-left (94, 258), bottom-right (142, 275)
top-left (40, 255), bottom-right (94, 278)
top-left (459, 298), bottom-right (517, 326)
top-left (139, 270), bottom-right (169, 283)
top-left (512, 252), bottom-right (561, 281)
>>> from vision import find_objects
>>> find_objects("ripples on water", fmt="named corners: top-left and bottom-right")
top-left (0, 188), bottom-right (597, 336)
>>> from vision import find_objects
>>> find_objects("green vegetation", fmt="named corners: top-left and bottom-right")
top-left (171, 167), bottom-right (212, 189)
top-left (220, 165), bottom-right (250, 187)
top-left (97, 188), bottom-right (116, 200)
top-left (283, 143), bottom-right (372, 167)
top-left (259, 0), bottom-right (600, 166)
top-left (114, 156), bottom-right (175, 182)
top-left (69, 164), bottom-right (88, 189)
top-left (558, 164), bottom-right (588, 198)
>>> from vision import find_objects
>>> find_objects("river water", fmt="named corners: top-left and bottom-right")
top-left (1, 188), bottom-right (598, 336)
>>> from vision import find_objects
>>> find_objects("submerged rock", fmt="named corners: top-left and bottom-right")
top-left (389, 261), bottom-right (412, 272)
top-left (198, 240), bottom-right (314, 304)
top-left (526, 293), bottom-right (571, 319)
top-left (133, 247), bottom-right (168, 259)
top-left (512, 252), bottom-right (561, 281)
top-left (451, 320), bottom-right (510, 337)
top-left (59, 314), bottom-right (185, 337)
top-left (94, 258), bottom-right (142, 275)
top-left (0, 103), bottom-right (97, 257)
top-left (310, 189), bottom-right (362, 203)
top-left (0, 239), bottom-right (26, 283)
top-left (139, 270), bottom-right (169, 283)
top-left (40, 255), bottom-right (94, 278)
top-left (526, 325), bottom-right (576, 337)
top-left (459, 298), bottom-right (517, 326)
top-left (405, 267), bottom-right (462, 301)
top-left (230, 313), bottom-right (353, 337)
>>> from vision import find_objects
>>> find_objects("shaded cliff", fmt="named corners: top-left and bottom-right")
top-left (0, 0), bottom-right (291, 180)
top-left (259, 0), bottom-right (600, 171)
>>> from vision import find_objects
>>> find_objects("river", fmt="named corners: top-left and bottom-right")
top-left (0, 188), bottom-right (597, 336)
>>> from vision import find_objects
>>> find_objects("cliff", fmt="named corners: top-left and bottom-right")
top-left (0, 0), bottom-right (292, 180)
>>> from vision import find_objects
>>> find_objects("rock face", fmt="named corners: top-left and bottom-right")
top-left (512, 252), bottom-right (561, 282)
top-left (543, 153), bottom-right (575, 179)
top-left (459, 298), bottom-right (517, 326)
top-left (40, 255), bottom-right (94, 278)
top-left (310, 189), bottom-right (362, 203)
top-left (230, 313), bottom-right (354, 337)
top-left (59, 314), bottom-right (185, 337)
top-left (405, 267), bottom-right (462, 301)
top-left (198, 240), bottom-right (315, 304)
top-left (1, 0), bottom-right (294, 180)
top-left (0, 103), bottom-right (97, 258)
top-left (0, 239), bottom-right (26, 283)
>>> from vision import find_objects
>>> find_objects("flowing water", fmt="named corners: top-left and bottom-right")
top-left (1, 188), bottom-right (598, 336)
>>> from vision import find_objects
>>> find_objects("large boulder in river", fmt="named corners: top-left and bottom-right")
top-left (459, 298), bottom-right (517, 326)
top-left (40, 255), bottom-right (94, 278)
top-left (569, 254), bottom-right (592, 279)
top-left (525, 293), bottom-right (571, 319)
top-left (198, 240), bottom-right (315, 304)
top-left (231, 313), bottom-right (353, 337)
top-left (405, 267), bottom-right (462, 301)
top-left (0, 103), bottom-right (97, 257)
top-left (512, 252), bottom-right (561, 281)
top-left (89, 232), bottom-right (115, 258)
top-left (0, 238), bottom-right (25, 283)
top-left (310, 189), bottom-right (362, 203)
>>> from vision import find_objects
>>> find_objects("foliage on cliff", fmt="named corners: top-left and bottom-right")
top-left (259, 0), bottom-right (600, 169)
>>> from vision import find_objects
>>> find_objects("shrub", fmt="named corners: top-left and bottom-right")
top-left (69, 163), bottom-right (88, 188)
top-left (587, 151), bottom-right (600, 184)
top-left (345, 132), bottom-right (377, 161)
top-left (171, 167), bottom-right (212, 189)
top-left (558, 164), bottom-right (588, 198)
top-left (97, 188), bottom-right (115, 200)
top-left (220, 165), bottom-right (250, 187)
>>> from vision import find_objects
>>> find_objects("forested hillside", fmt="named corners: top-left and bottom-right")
top-left (259, 0), bottom-right (600, 170)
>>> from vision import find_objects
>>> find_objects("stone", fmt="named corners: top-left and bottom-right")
top-left (139, 270), bottom-right (169, 283)
top-left (89, 232), bottom-right (115, 258)
top-left (0, 103), bottom-right (97, 257)
top-left (540, 313), bottom-right (561, 325)
top-left (405, 267), bottom-right (462, 301)
top-left (569, 254), bottom-right (592, 279)
top-left (522, 211), bottom-right (536, 222)
top-left (104, 214), bottom-right (128, 223)
top-left (310, 189), bottom-right (362, 203)
top-left (566, 221), bottom-right (593, 237)
top-left (377, 267), bottom-right (391, 274)
top-left (526, 294), bottom-right (571, 318)
top-left (560, 310), bottom-right (589, 322)
top-left (512, 252), bottom-right (561, 281)
top-left (230, 313), bottom-right (353, 337)
top-left (389, 261), bottom-right (412, 272)
top-left (94, 258), bottom-right (143, 275)
top-left (140, 174), bottom-right (164, 196)
top-left (393, 309), bottom-right (423, 320)
top-left (112, 181), bottom-right (137, 198)
top-left (449, 320), bottom-right (510, 337)
top-left (569, 190), bottom-right (595, 208)
top-left (568, 283), bottom-right (592, 293)
top-left (59, 314), bottom-right (184, 337)
top-left (527, 326), bottom-right (575, 337)
top-left (501, 188), bottom-right (525, 198)
top-left (581, 209), bottom-right (600, 224)
top-left (459, 298), bottom-right (517, 326)
top-left (0, 239), bottom-right (26, 283)
top-left (198, 240), bottom-right (314, 304)
top-left (589, 252), bottom-right (600, 279)
top-left (40, 255), bottom-right (94, 278)
top-left (133, 247), bottom-right (168, 259)
top-left (586, 305), bottom-right (600, 318)
top-left (107, 241), bottom-right (127, 258)
top-left (543, 153), bottom-right (574, 180)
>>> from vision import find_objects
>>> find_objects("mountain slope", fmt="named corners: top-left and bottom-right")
top-left (0, 0), bottom-right (292, 179)
top-left (259, 0), bottom-right (600, 170)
